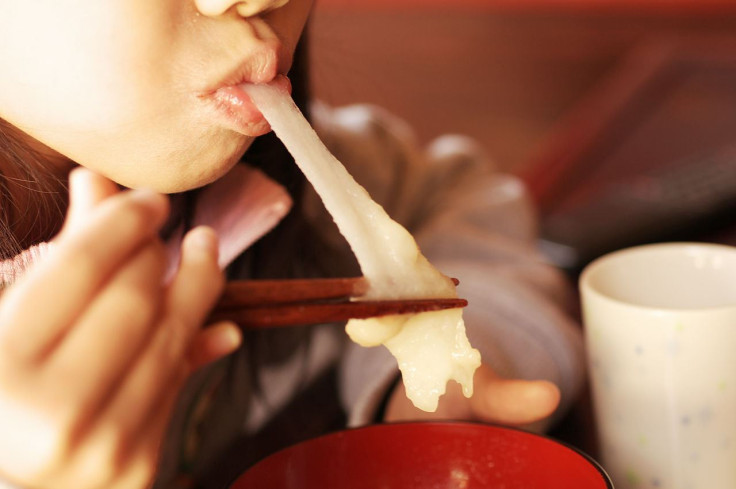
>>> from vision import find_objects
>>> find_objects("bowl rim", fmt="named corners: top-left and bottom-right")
top-left (232, 420), bottom-right (613, 488)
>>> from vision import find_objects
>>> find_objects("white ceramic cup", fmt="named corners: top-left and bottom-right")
top-left (580, 242), bottom-right (736, 489)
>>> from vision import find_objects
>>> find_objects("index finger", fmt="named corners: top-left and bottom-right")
top-left (0, 188), bottom-right (169, 362)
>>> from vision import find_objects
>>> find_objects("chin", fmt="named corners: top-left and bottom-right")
top-left (109, 150), bottom-right (246, 195)
top-left (148, 134), bottom-right (255, 193)
top-left (162, 157), bottom-right (244, 193)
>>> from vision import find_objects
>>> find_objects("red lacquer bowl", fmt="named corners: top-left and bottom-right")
top-left (231, 422), bottom-right (613, 489)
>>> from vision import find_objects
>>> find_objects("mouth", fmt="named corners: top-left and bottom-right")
top-left (201, 40), bottom-right (294, 136)
top-left (208, 74), bottom-right (292, 136)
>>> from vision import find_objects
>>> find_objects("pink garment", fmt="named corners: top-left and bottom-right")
top-left (0, 164), bottom-right (293, 288)
top-left (163, 165), bottom-right (292, 279)
top-left (0, 243), bottom-right (52, 289)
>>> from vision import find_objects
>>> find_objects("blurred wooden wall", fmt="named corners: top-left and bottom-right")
top-left (308, 5), bottom-right (736, 172)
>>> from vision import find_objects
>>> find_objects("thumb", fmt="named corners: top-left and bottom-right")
top-left (469, 364), bottom-right (561, 426)
top-left (63, 167), bottom-right (121, 233)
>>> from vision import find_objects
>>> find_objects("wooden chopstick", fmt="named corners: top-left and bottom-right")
top-left (216, 277), bottom-right (369, 308)
top-left (210, 276), bottom-right (465, 329)
top-left (209, 297), bottom-right (468, 329)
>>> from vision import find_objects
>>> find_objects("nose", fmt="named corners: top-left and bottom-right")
top-left (195, 0), bottom-right (290, 18)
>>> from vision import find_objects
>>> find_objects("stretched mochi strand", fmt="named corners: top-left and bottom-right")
top-left (242, 82), bottom-right (481, 412)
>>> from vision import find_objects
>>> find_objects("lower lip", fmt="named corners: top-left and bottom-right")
top-left (210, 75), bottom-right (292, 135)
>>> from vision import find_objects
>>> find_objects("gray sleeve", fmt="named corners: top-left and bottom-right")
top-left (310, 103), bottom-right (585, 429)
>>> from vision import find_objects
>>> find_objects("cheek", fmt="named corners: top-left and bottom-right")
top-left (0, 2), bottom-right (262, 192)
top-left (0, 3), bottom-right (177, 139)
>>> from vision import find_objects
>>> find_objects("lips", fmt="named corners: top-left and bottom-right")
top-left (210, 74), bottom-right (291, 135)
top-left (204, 37), bottom-right (294, 136)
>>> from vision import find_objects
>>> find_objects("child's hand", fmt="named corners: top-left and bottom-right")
top-left (0, 168), bottom-right (240, 489)
top-left (384, 363), bottom-right (561, 428)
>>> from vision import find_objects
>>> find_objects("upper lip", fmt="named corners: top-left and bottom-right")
top-left (204, 38), bottom-right (293, 95)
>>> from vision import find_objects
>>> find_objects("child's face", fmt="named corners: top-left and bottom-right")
top-left (0, 0), bottom-right (312, 192)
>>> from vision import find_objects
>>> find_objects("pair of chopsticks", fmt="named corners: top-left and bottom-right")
top-left (209, 277), bottom-right (466, 329)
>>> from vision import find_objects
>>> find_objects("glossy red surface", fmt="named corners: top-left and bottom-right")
top-left (231, 422), bottom-right (612, 489)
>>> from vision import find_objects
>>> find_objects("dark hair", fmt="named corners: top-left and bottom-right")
top-left (242, 35), bottom-right (310, 208)
top-left (210, 33), bottom-right (355, 470)
top-left (166, 30), bottom-right (317, 283)
top-left (228, 31), bottom-right (332, 373)
top-left (0, 120), bottom-right (68, 260)
top-left (230, 29), bottom-right (337, 281)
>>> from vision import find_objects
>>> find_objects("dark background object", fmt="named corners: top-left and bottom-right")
top-left (521, 39), bottom-right (736, 274)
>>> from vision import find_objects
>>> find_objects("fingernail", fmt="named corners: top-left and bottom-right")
top-left (186, 226), bottom-right (219, 257)
top-left (219, 324), bottom-right (242, 351)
